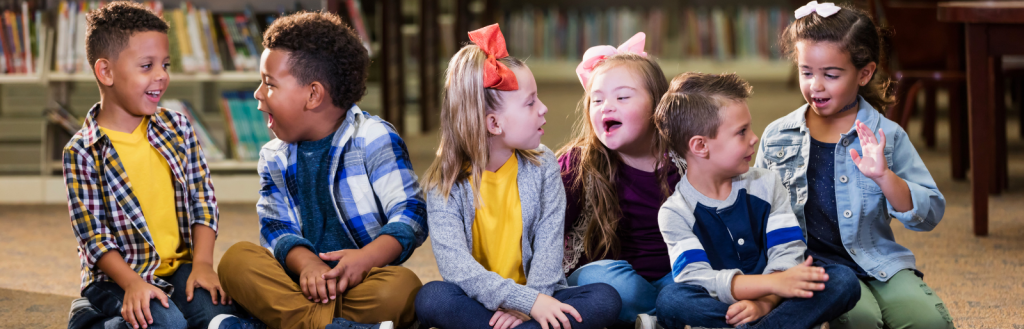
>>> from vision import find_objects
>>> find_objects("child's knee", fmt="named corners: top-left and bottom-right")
top-left (823, 265), bottom-right (862, 306)
top-left (582, 283), bottom-right (623, 316)
top-left (569, 259), bottom-right (631, 286)
top-left (145, 302), bottom-right (187, 329)
top-left (367, 266), bottom-right (422, 307)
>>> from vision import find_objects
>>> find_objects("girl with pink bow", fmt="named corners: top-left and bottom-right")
top-left (416, 23), bottom-right (621, 329)
top-left (556, 32), bottom-right (677, 329)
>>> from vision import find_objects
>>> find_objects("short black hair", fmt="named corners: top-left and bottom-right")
top-left (86, 1), bottom-right (168, 67)
top-left (263, 11), bottom-right (369, 110)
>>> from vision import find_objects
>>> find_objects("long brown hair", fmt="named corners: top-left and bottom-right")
top-left (779, 4), bottom-right (893, 113)
top-left (556, 53), bottom-right (669, 261)
top-left (422, 44), bottom-right (538, 206)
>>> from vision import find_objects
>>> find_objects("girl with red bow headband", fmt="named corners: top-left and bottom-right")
top-left (555, 32), bottom-right (679, 329)
top-left (417, 23), bottom-right (621, 329)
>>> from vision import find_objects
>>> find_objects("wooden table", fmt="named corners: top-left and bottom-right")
top-left (938, 1), bottom-right (1024, 236)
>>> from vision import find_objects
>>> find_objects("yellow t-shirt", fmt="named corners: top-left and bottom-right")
top-left (471, 153), bottom-right (527, 284)
top-left (101, 117), bottom-right (189, 277)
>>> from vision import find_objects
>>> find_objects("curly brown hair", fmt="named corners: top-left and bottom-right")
top-left (655, 72), bottom-right (752, 159)
top-left (86, 1), bottom-right (168, 67)
top-left (263, 11), bottom-right (369, 110)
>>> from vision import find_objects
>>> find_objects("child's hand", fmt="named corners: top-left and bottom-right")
top-left (121, 280), bottom-right (170, 329)
top-left (298, 260), bottom-right (334, 303)
top-left (850, 120), bottom-right (889, 180)
top-left (725, 299), bottom-right (772, 327)
top-left (490, 308), bottom-right (530, 329)
top-left (320, 248), bottom-right (374, 294)
top-left (770, 256), bottom-right (829, 298)
top-left (529, 293), bottom-right (582, 329)
top-left (186, 262), bottom-right (231, 305)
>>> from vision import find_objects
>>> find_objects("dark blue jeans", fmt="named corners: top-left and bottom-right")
top-left (656, 265), bottom-right (861, 329)
top-left (73, 263), bottom-right (239, 329)
top-left (415, 281), bottom-right (622, 329)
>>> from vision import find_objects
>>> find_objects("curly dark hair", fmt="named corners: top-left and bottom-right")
top-left (263, 11), bottom-right (369, 110)
top-left (86, 1), bottom-right (168, 67)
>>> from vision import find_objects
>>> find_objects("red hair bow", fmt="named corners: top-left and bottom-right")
top-left (468, 24), bottom-right (518, 91)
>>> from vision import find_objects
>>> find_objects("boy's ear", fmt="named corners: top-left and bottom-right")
top-left (688, 135), bottom-right (709, 159)
top-left (94, 59), bottom-right (114, 87)
top-left (859, 62), bottom-right (877, 87)
top-left (486, 113), bottom-right (502, 136)
top-left (305, 81), bottom-right (325, 110)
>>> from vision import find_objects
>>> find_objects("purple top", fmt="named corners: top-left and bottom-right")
top-left (559, 151), bottom-right (681, 281)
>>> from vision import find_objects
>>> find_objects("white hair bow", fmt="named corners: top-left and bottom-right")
top-left (795, 1), bottom-right (841, 19)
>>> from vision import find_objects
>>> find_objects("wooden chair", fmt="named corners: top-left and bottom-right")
top-left (877, 0), bottom-right (971, 180)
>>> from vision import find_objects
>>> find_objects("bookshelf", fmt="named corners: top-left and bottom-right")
top-left (0, 0), bottom-right (347, 176)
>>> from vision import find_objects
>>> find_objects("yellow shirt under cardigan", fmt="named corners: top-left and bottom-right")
top-left (471, 153), bottom-right (527, 284)
top-left (101, 117), bottom-right (189, 276)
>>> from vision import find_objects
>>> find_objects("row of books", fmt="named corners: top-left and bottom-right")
top-left (54, 1), bottom-right (273, 75)
top-left (0, 1), bottom-right (42, 74)
top-left (161, 93), bottom-right (274, 163)
top-left (500, 6), bottom-right (792, 62)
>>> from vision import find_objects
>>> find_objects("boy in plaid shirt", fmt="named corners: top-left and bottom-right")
top-left (217, 12), bottom-right (427, 329)
top-left (64, 2), bottom-right (258, 329)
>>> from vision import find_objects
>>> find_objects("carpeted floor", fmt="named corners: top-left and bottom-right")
top-left (2, 81), bottom-right (1022, 328)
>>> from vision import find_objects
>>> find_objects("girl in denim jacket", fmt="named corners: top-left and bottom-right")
top-left (754, 2), bottom-right (953, 329)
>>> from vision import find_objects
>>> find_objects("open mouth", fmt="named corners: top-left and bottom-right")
top-left (145, 90), bottom-right (162, 102)
top-left (604, 120), bottom-right (622, 134)
top-left (812, 97), bottom-right (831, 108)
top-left (266, 113), bottom-right (274, 128)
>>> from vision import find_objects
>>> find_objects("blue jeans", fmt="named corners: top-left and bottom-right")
top-left (73, 263), bottom-right (239, 329)
top-left (656, 264), bottom-right (861, 329)
top-left (415, 281), bottom-right (621, 329)
top-left (567, 259), bottom-right (674, 326)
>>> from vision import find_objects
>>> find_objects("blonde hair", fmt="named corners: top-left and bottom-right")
top-left (556, 53), bottom-right (669, 264)
top-left (422, 44), bottom-right (539, 206)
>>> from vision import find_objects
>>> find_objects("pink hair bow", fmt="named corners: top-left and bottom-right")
top-left (795, 1), bottom-right (841, 19)
top-left (575, 32), bottom-right (648, 89)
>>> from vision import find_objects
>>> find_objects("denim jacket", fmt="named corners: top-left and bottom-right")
top-left (754, 96), bottom-right (945, 282)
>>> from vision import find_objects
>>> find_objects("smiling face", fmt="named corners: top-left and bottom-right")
top-left (588, 64), bottom-right (655, 154)
top-left (254, 48), bottom-right (322, 143)
top-left (108, 31), bottom-right (170, 116)
top-left (489, 66), bottom-right (548, 150)
top-left (796, 40), bottom-right (876, 118)
top-left (704, 100), bottom-right (759, 177)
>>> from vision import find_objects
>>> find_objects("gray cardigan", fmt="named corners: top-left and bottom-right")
top-left (426, 145), bottom-right (569, 314)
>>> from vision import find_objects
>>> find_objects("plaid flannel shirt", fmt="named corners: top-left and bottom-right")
top-left (63, 103), bottom-right (218, 293)
top-left (258, 105), bottom-right (427, 265)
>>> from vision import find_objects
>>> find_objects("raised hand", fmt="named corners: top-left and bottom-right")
top-left (849, 120), bottom-right (888, 180)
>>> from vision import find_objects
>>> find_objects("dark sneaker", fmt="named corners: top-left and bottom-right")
top-left (209, 314), bottom-right (267, 329)
top-left (325, 317), bottom-right (394, 329)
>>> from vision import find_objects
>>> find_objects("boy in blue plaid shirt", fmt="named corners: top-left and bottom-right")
top-left (64, 2), bottom-right (258, 329)
top-left (217, 11), bottom-right (427, 329)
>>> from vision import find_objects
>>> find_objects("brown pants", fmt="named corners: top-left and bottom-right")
top-left (218, 241), bottom-right (421, 329)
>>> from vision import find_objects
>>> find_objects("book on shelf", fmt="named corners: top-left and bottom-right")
top-left (53, 1), bottom-right (272, 75)
top-left (219, 91), bottom-right (273, 162)
top-left (500, 5), bottom-right (791, 62)
top-left (160, 98), bottom-right (226, 162)
top-left (0, 1), bottom-right (43, 75)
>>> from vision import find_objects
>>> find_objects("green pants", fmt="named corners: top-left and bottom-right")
top-left (830, 269), bottom-right (955, 329)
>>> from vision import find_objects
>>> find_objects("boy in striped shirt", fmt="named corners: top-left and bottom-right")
top-left (649, 73), bottom-right (860, 329)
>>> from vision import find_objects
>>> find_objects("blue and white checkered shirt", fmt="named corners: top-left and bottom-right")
top-left (257, 105), bottom-right (428, 266)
